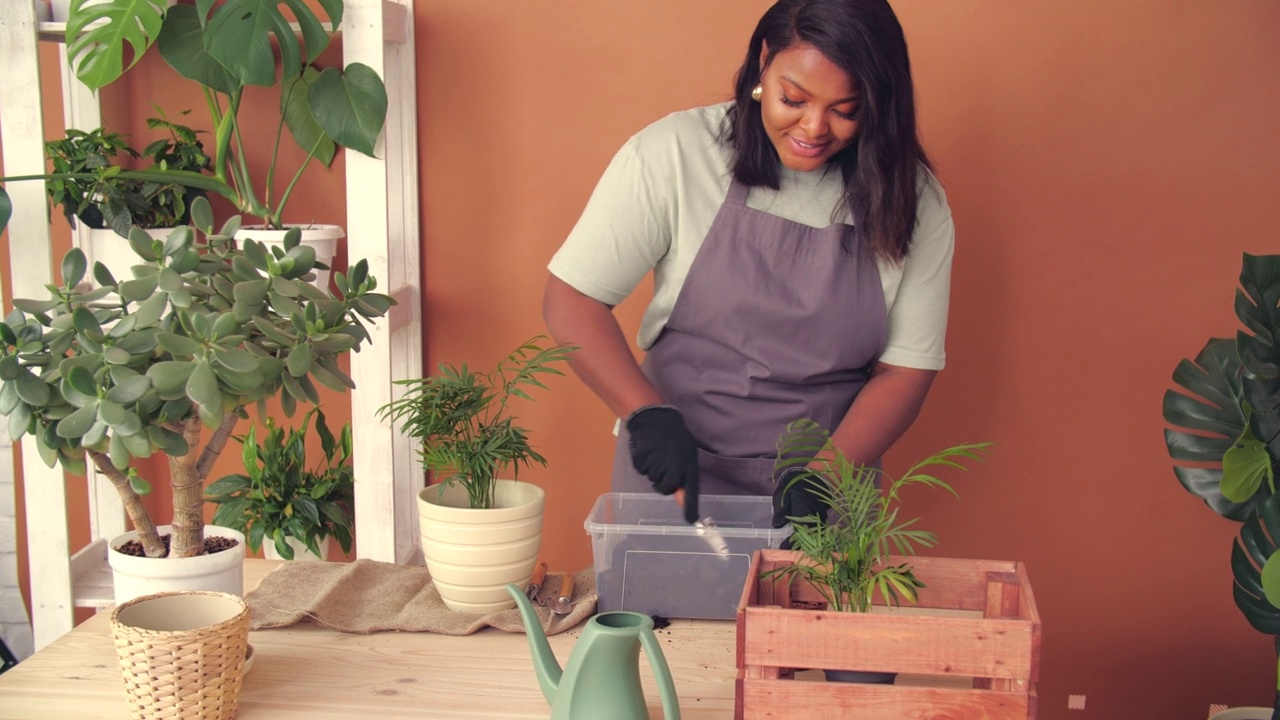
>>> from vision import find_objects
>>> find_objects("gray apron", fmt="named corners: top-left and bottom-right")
top-left (611, 177), bottom-right (888, 496)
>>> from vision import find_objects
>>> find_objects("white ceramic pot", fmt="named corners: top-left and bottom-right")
top-left (108, 525), bottom-right (246, 605)
top-left (418, 479), bottom-right (545, 613)
top-left (262, 535), bottom-right (329, 562)
top-left (86, 227), bottom-right (172, 285)
top-left (1210, 709), bottom-right (1274, 720)
top-left (237, 224), bottom-right (343, 290)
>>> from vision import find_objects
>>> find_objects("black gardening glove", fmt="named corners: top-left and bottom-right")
top-left (772, 465), bottom-right (831, 550)
top-left (626, 405), bottom-right (700, 524)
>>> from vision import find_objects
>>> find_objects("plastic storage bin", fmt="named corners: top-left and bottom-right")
top-left (584, 492), bottom-right (792, 620)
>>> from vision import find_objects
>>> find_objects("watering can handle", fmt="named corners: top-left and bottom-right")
top-left (639, 625), bottom-right (682, 720)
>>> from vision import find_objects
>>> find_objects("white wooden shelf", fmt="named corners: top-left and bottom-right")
top-left (2, 0), bottom-right (422, 649)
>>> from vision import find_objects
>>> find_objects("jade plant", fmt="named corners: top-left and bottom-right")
top-left (0, 0), bottom-right (387, 233)
top-left (377, 336), bottom-right (574, 509)
top-left (766, 419), bottom-right (991, 612)
top-left (207, 407), bottom-right (354, 560)
top-left (0, 196), bottom-right (393, 558)
top-left (1163, 252), bottom-right (1280, 717)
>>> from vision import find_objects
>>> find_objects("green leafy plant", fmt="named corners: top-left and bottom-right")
top-left (1164, 252), bottom-right (1280, 717)
top-left (207, 407), bottom-right (354, 560)
top-left (0, 195), bottom-right (394, 559)
top-left (0, 0), bottom-right (388, 232)
top-left (377, 337), bottom-right (575, 509)
top-left (764, 419), bottom-right (991, 613)
top-left (43, 112), bottom-right (211, 235)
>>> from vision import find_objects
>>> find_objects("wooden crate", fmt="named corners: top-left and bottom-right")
top-left (735, 549), bottom-right (1040, 720)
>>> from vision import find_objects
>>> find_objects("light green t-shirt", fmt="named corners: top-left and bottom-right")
top-left (549, 103), bottom-right (955, 370)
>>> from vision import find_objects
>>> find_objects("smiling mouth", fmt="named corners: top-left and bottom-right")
top-left (787, 136), bottom-right (829, 159)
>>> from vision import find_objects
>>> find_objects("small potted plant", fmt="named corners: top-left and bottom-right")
top-left (0, 195), bottom-right (394, 602)
top-left (1164, 252), bottom-right (1280, 720)
top-left (763, 419), bottom-right (992, 683)
top-left (207, 407), bottom-right (355, 562)
top-left (377, 336), bottom-right (574, 613)
top-left (44, 112), bottom-right (211, 237)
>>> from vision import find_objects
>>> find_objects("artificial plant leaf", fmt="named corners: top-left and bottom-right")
top-left (7, 403), bottom-right (31, 442)
top-left (191, 196), bottom-right (215, 234)
top-left (155, 4), bottom-right (238, 95)
top-left (147, 425), bottom-right (189, 456)
top-left (14, 370), bottom-right (50, 406)
top-left (309, 64), bottom-right (388, 158)
top-left (1222, 424), bottom-right (1275, 502)
top-left (287, 343), bottom-right (313, 378)
top-left (65, 0), bottom-right (167, 90)
top-left (61, 248), bottom-right (88, 289)
top-left (186, 361), bottom-right (222, 414)
top-left (105, 375), bottom-right (151, 405)
top-left (205, 0), bottom-right (326, 86)
top-left (56, 402), bottom-right (99, 439)
top-left (1233, 491), bottom-right (1280, 634)
top-left (1164, 338), bottom-right (1260, 519)
top-left (282, 68), bottom-right (337, 166)
top-left (147, 361), bottom-right (196, 396)
top-left (157, 332), bottom-right (202, 357)
top-left (0, 188), bottom-right (10, 233)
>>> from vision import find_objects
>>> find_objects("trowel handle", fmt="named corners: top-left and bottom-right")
top-left (639, 625), bottom-right (682, 720)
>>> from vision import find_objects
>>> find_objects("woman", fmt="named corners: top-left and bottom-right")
top-left (543, 0), bottom-right (953, 531)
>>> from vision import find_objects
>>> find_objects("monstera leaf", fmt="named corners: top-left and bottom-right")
top-left (1233, 490), bottom-right (1280, 635)
top-left (1238, 253), bottom-right (1280, 465)
top-left (1164, 338), bottom-right (1259, 519)
top-left (204, 0), bottom-right (344, 87)
top-left (65, 0), bottom-right (168, 90)
top-left (1166, 254), bottom-right (1280, 521)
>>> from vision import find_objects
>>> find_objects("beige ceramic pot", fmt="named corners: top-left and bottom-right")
top-left (237, 224), bottom-right (343, 290)
top-left (417, 479), bottom-right (544, 613)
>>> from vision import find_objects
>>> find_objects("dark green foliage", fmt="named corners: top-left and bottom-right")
top-left (43, 113), bottom-right (211, 234)
top-left (207, 408), bottom-right (354, 560)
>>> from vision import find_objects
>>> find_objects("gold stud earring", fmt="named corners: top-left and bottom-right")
top-left (750, 84), bottom-right (763, 102)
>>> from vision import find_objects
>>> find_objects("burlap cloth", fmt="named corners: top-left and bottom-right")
top-left (245, 559), bottom-right (597, 636)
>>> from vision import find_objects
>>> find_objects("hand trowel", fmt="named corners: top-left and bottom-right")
top-left (675, 488), bottom-right (730, 558)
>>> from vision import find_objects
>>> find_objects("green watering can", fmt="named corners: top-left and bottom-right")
top-left (504, 583), bottom-right (681, 720)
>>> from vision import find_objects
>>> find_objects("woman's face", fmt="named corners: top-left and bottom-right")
top-left (757, 41), bottom-right (860, 172)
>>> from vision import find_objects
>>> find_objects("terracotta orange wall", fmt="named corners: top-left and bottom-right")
top-left (418, 2), bottom-right (1279, 718)
top-left (7, 2), bottom-right (1278, 718)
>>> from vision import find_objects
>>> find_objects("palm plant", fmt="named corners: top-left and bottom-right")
top-left (1163, 252), bottom-right (1280, 717)
top-left (377, 337), bottom-right (574, 509)
top-left (764, 419), bottom-right (991, 612)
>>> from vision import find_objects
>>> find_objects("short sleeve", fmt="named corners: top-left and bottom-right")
top-left (877, 178), bottom-right (955, 370)
top-left (547, 137), bottom-right (674, 306)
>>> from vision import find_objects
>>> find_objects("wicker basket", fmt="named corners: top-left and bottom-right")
top-left (110, 590), bottom-right (250, 720)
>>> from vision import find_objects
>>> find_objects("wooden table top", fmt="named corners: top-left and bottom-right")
top-left (0, 559), bottom-right (740, 719)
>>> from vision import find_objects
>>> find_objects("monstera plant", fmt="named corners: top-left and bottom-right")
top-left (0, 196), bottom-right (393, 558)
top-left (1164, 252), bottom-right (1280, 717)
top-left (0, 0), bottom-right (386, 233)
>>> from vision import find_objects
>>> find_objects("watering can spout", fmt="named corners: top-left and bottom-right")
top-left (505, 583), bottom-right (562, 704)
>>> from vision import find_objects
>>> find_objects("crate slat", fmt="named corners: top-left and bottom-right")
top-left (739, 677), bottom-right (1032, 720)
top-left (736, 550), bottom-right (1040, 720)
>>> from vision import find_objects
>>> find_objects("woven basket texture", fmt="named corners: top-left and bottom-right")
top-left (110, 591), bottom-right (250, 720)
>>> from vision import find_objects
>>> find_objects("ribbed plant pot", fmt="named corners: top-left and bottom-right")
top-left (417, 479), bottom-right (545, 613)
top-left (262, 535), bottom-right (330, 562)
top-left (238, 224), bottom-right (343, 290)
top-left (111, 590), bottom-right (249, 720)
top-left (108, 525), bottom-right (246, 605)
